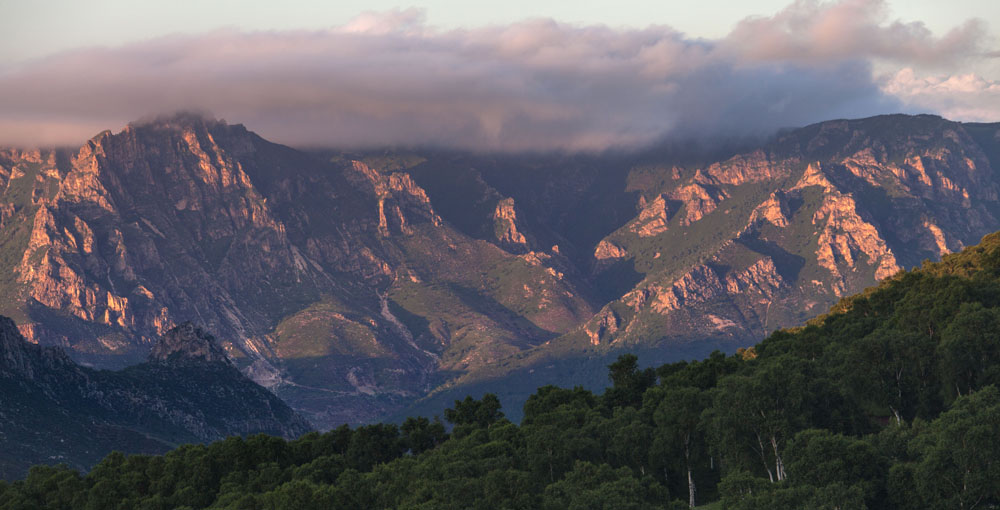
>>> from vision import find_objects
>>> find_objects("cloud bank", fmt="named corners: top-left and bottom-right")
top-left (0, 0), bottom-right (994, 151)
top-left (883, 68), bottom-right (1000, 122)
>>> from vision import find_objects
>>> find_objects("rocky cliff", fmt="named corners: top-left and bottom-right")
top-left (0, 114), bottom-right (594, 428)
top-left (148, 321), bottom-right (232, 364)
top-left (525, 115), bottom-right (1000, 363)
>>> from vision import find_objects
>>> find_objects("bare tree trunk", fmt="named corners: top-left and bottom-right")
top-left (687, 466), bottom-right (696, 508)
top-left (756, 434), bottom-right (775, 482)
top-left (685, 438), bottom-right (696, 508)
top-left (770, 436), bottom-right (786, 481)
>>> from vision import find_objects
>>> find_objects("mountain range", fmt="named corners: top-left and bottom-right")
top-left (1, 113), bottom-right (998, 428)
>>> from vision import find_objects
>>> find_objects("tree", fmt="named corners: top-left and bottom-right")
top-left (652, 386), bottom-right (710, 507)
top-left (845, 329), bottom-right (936, 425)
top-left (938, 303), bottom-right (1000, 399)
top-left (708, 356), bottom-right (809, 483)
top-left (605, 354), bottom-right (656, 409)
top-left (445, 394), bottom-right (505, 437)
top-left (401, 416), bottom-right (447, 455)
top-left (785, 429), bottom-right (887, 507)
top-left (912, 386), bottom-right (1000, 509)
top-left (522, 399), bottom-right (604, 483)
top-left (541, 461), bottom-right (669, 510)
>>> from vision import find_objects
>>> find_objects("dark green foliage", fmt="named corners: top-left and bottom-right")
top-left (541, 461), bottom-right (668, 510)
top-left (400, 416), bottom-right (447, 455)
top-left (604, 353), bottom-right (656, 409)
top-left (909, 386), bottom-right (1000, 509)
top-left (938, 304), bottom-right (1000, 399)
top-left (785, 429), bottom-right (887, 507)
top-left (443, 394), bottom-right (505, 438)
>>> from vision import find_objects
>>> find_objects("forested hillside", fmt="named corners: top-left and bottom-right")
top-left (7, 231), bottom-right (1000, 508)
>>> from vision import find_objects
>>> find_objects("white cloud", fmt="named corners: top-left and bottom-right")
top-left (883, 68), bottom-right (1000, 121)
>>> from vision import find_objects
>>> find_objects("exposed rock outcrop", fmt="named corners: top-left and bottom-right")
top-left (631, 194), bottom-right (670, 237)
top-left (811, 191), bottom-right (900, 295)
top-left (493, 197), bottom-right (532, 253)
top-left (748, 192), bottom-right (790, 229)
top-left (669, 179), bottom-right (727, 226)
top-left (573, 115), bottom-right (1000, 352)
top-left (149, 322), bottom-right (232, 365)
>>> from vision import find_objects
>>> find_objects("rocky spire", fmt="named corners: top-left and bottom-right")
top-left (148, 322), bottom-right (232, 365)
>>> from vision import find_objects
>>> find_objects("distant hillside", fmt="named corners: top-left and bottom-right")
top-left (1, 113), bottom-right (998, 426)
top-left (0, 319), bottom-right (310, 478)
top-left (398, 114), bottom-right (1000, 416)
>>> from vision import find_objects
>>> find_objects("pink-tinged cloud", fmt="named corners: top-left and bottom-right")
top-left (883, 68), bottom-right (1000, 122)
top-left (0, 0), bottom-right (993, 151)
top-left (722, 0), bottom-right (988, 64)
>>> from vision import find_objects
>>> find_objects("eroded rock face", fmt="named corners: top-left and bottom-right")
top-left (149, 322), bottom-right (232, 364)
top-left (649, 257), bottom-right (786, 315)
top-left (669, 180), bottom-right (726, 226)
top-left (576, 115), bottom-right (1000, 351)
top-left (349, 160), bottom-right (443, 238)
top-left (0, 114), bottom-right (595, 427)
top-left (811, 190), bottom-right (900, 295)
top-left (594, 239), bottom-right (627, 260)
top-left (631, 194), bottom-right (670, 237)
top-left (585, 309), bottom-right (619, 345)
top-left (705, 150), bottom-right (786, 186)
top-left (748, 192), bottom-right (790, 229)
top-left (493, 197), bottom-right (532, 252)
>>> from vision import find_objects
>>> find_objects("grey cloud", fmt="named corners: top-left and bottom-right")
top-left (722, 0), bottom-right (988, 65)
top-left (0, 1), bottom-right (991, 151)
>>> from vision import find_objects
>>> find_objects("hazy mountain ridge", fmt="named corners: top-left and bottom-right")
top-left (2, 113), bottom-right (998, 426)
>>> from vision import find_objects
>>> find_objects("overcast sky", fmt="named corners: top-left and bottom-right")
top-left (0, 0), bottom-right (997, 150)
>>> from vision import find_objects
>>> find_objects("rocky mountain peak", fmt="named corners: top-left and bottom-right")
top-left (148, 322), bottom-right (232, 365)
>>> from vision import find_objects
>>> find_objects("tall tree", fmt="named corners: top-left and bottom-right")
top-left (708, 356), bottom-right (809, 482)
top-left (913, 386), bottom-right (1000, 509)
top-left (651, 386), bottom-right (709, 507)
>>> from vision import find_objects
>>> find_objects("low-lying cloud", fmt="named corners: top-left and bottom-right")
top-left (0, 0), bottom-right (994, 151)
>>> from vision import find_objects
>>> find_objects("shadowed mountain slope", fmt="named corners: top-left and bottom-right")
top-left (0, 318), bottom-right (310, 478)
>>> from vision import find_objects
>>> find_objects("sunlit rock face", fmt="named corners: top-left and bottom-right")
top-left (0, 114), bottom-right (594, 427)
top-left (570, 115), bottom-right (1000, 354)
